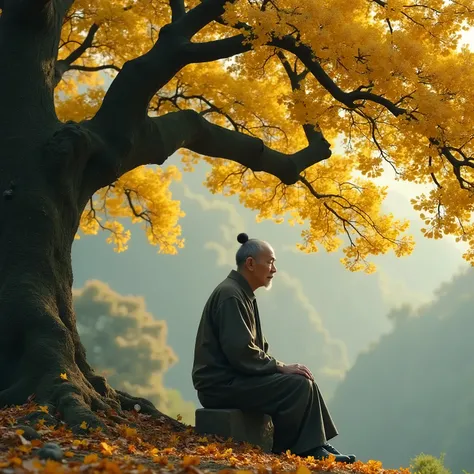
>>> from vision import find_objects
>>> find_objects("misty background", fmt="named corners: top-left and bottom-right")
top-left (71, 159), bottom-right (473, 472)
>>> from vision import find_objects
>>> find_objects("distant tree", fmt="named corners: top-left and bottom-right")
top-left (73, 280), bottom-right (195, 424)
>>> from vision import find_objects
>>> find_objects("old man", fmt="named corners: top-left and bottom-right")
top-left (192, 233), bottom-right (355, 462)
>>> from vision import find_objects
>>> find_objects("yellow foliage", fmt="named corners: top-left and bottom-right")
top-left (54, 0), bottom-right (474, 269)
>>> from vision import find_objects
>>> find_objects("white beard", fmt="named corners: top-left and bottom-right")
top-left (264, 279), bottom-right (273, 291)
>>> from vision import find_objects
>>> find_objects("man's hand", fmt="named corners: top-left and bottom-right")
top-left (277, 363), bottom-right (314, 381)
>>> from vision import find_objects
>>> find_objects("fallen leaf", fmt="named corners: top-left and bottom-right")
top-left (83, 453), bottom-right (99, 464)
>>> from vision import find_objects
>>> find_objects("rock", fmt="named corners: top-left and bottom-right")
top-left (195, 408), bottom-right (273, 452)
top-left (13, 425), bottom-right (41, 441)
top-left (37, 442), bottom-right (63, 461)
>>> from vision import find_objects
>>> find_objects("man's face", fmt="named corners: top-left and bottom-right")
top-left (253, 245), bottom-right (277, 290)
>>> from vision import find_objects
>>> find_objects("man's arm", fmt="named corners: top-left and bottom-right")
top-left (216, 297), bottom-right (283, 375)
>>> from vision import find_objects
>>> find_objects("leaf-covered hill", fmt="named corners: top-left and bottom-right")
top-left (0, 403), bottom-right (410, 474)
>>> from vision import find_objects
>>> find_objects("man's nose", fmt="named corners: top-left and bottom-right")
top-left (271, 265), bottom-right (277, 273)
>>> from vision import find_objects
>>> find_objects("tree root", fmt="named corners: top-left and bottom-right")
top-left (1, 368), bottom-right (187, 434)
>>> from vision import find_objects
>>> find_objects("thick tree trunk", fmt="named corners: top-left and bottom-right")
top-left (0, 123), bottom-right (176, 431)
top-left (0, 1), bottom-right (185, 432)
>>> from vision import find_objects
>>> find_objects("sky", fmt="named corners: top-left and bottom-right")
top-left (71, 23), bottom-right (474, 408)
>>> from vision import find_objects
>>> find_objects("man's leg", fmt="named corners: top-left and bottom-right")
top-left (197, 373), bottom-right (338, 456)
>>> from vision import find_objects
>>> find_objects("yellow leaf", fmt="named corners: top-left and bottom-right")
top-left (100, 442), bottom-right (115, 456)
top-left (9, 457), bottom-right (22, 466)
top-left (182, 456), bottom-right (200, 467)
top-left (123, 426), bottom-right (138, 438)
top-left (39, 405), bottom-right (49, 413)
top-left (296, 466), bottom-right (311, 474)
top-left (60, 373), bottom-right (68, 380)
top-left (153, 456), bottom-right (168, 466)
top-left (80, 421), bottom-right (88, 430)
top-left (83, 453), bottom-right (99, 464)
top-left (102, 460), bottom-right (122, 474)
top-left (65, 451), bottom-right (74, 458)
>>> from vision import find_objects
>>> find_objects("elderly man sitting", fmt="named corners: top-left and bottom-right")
top-left (192, 233), bottom-right (355, 462)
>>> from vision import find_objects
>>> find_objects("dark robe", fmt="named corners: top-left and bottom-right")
top-left (192, 270), bottom-right (338, 455)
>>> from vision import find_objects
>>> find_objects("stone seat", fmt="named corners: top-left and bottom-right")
top-left (195, 408), bottom-right (273, 451)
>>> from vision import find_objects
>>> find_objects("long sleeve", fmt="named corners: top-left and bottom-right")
top-left (215, 297), bottom-right (278, 375)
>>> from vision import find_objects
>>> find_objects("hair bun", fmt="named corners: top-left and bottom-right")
top-left (237, 233), bottom-right (249, 244)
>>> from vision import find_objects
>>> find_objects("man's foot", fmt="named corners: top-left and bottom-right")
top-left (323, 443), bottom-right (341, 454)
top-left (299, 446), bottom-right (355, 463)
top-left (323, 443), bottom-right (357, 463)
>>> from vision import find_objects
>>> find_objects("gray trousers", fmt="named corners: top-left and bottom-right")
top-left (198, 373), bottom-right (338, 455)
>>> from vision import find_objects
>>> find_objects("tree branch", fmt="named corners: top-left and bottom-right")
top-left (92, 0), bottom-right (240, 140)
top-left (270, 36), bottom-right (408, 117)
top-left (91, 0), bottom-right (409, 176)
top-left (187, 20), bottom-right (409, 118)
top-left (114, 110), bottom-right (331, 186)
top-left (185, 34), bottom-right (251, 62)
top-left (170, 0), bottom-right (185, 22)
top-left (171, 0), bottom-right (236, 39)
top-left (54, 23), bottom-right (99, 86)
top-left (64, 23), bottom-right (99, 64)
top-left (69, 64), bottom-right (120, 73)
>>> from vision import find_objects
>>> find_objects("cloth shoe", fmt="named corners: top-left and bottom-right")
top-left (323, 443), bottom-right (356, 463)
top-left (298, 446), bottom-right (354, 463)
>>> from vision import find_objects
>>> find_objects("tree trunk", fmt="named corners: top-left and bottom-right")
top-left (0, 1), bottom-right (186, 432)
top-left (0, 122), bottom-right (173, 431)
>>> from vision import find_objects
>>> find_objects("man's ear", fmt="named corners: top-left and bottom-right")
top-left (245, 256), bottom-right (254, 271)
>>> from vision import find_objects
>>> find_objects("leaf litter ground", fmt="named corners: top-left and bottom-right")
top-left (0, 402), bottom-right (411, 474)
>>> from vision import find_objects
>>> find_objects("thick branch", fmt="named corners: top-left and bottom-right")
top-left (118, 111), bottom-right (331, 185)
top-left (172, 0), bottom-right (236, 38)
top-left (185, 34), bottom-right (251, 62)
top-left (170, 0), bottom-right (185, 22)
top-left (92, 0), bottom-right (238, 138)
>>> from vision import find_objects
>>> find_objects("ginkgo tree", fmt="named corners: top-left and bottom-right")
top-left (0, 0), bottom-right (473, 429)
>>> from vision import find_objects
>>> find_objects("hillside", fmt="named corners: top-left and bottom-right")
top-left (0, 403), bottom-right (411, 474)
top-left (329, 270), bottom-right (474, 473)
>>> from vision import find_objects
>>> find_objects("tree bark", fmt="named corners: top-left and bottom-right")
top-left (0, 118), bottom-right (187, 432)
top-left (0, 2), bottom-right (188, 432)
